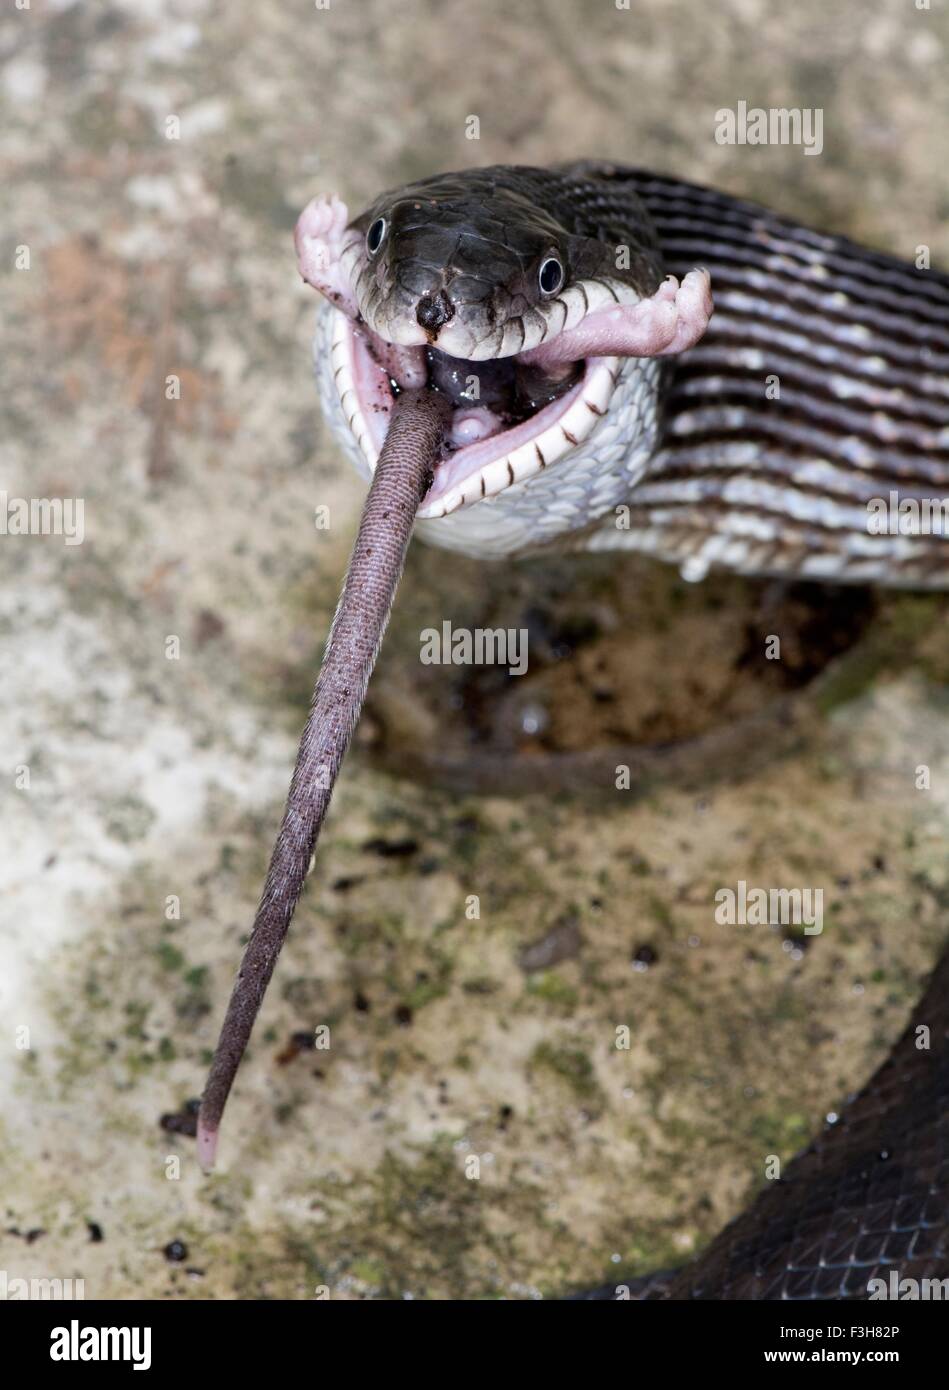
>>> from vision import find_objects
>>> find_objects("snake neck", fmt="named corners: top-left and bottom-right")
top-left (583, 169), bottom-right (949, 588)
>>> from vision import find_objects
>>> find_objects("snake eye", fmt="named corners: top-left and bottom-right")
top-left (538, 256), bottom-right (565, 295)
top-left (366, 217), bottom-right (387, 256)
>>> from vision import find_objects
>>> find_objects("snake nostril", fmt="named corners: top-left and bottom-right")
top-left (416, 290), bottom-right (455, 335)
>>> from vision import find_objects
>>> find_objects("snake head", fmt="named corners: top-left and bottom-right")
top-left (295, 166), bottom-right (712, 545)
top-left (347, 170), bottom-right (637, 361)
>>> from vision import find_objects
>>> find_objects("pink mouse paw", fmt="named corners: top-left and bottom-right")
top-left (655, 268), bottom-right (714, 357)
top-left (296, 193), bottom-right (348, 248)
top-left (519, 267), bottom-right (713, 369)
top-left (294, 194), bottom-right (359, 317)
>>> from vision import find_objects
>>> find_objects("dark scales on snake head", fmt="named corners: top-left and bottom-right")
top-left (198, 162), bottom-right (949, 1299)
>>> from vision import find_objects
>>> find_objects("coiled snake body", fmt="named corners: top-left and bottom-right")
top-left (202, 163), bottom-right (949, 1299)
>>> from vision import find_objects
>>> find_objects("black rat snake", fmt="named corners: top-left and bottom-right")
top-left (200, 163), bottom-right (949, 1300)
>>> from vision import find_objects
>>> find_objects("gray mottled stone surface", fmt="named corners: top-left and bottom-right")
top-left (1, 0), bottom-right (948, 1299)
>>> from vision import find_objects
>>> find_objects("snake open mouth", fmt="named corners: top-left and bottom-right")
top-left (328, 308), bottom-right (621, 519)
top-left (297, 189), bottom-right (712, 526)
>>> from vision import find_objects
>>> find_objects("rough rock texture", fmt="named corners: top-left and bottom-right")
top-left (1, 0), bottom-right (948, 1299)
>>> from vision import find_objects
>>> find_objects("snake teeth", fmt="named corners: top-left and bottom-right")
top-left (421, 365), bottom-right (618, 516)
top-left (318, 301), bottom-right (622, 510)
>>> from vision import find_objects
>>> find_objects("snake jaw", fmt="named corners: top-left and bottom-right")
top-left (321, 304), bottom-right (622, 517)
top-left (297, 202), bottom-right (660, 518)
top-left (295, 198), bottom-right (628, 513)
top-left (296, 176), bottom-right (707, 548)
top-left (355, 272), bottom-right (645, 362)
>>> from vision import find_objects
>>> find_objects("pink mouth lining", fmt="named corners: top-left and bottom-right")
top-left (346, 318), bottom-right (603, 507)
